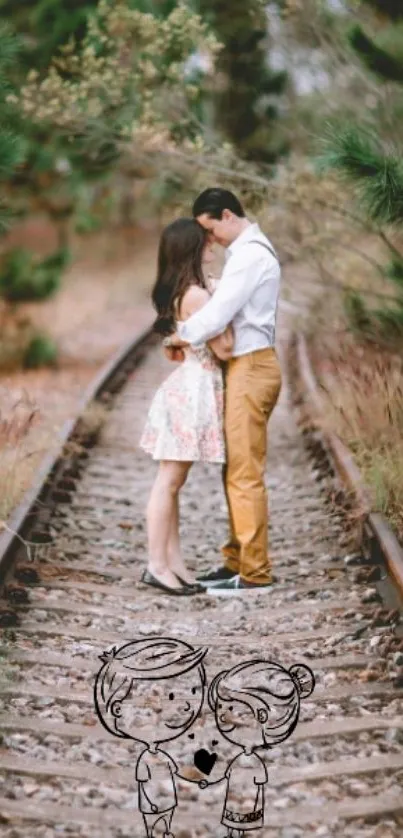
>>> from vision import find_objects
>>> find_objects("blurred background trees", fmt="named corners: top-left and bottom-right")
top-left (1, 0), bottom-right (403, 358)
top-left (0, 0), bottom-right (219, 368)
top-left (0, 18), bottom-right (69, 369)
top-left (196, 0), bottom-right (288, 162)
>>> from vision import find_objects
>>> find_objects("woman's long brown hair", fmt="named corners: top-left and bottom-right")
top-left (152, 218), bottom-right (208, 336)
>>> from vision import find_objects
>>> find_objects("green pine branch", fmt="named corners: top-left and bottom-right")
top-left (384, 258), bottom-right (403, 291)
top-left (373, 305), bottom-right (403, 339)
top-left (0, 20), bottom-right (21, 68)
top-left (318, 125), bottom-right (403, 225)
top-left (0, 130), bottom-right (27, 177)
top-left (343, 290), bottom-right (373, 336)
top-left (349, 24), bottom-right (403, 83)
top-left (358, 0), bottom-right (403, 21)
top-left (0, 0), bottom-right (97, 68)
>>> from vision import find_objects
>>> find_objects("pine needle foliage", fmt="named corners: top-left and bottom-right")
top-left (359, 0), bottom-right (403, 21)
top-left (317, 0), bottom-right (403, 345)
top-left (348, 24), bottom-right (403, 83)
top-left (0, 0), bottom-right (98, 69)
top-left (318, 124), bottom-right (403, 226)
top-left (372, 306), bottom-right (403, 341)
top-left (0, 23), bottom-right (28, 231)
top-left (343, 290), bottom-right (373, 338)
top-left (384, 258), bottom-right (403, 291)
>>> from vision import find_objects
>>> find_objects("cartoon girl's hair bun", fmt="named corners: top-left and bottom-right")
top-left (289, 664), bottom-right (315, 699)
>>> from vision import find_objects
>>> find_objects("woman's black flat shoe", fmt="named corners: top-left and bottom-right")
top-left (141, 570), bottom-right (197, 596)
top-left (174, 574), bottom-right (206, 594)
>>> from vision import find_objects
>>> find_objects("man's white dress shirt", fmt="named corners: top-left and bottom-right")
top-left (176, 222), bottom-right (280, 357)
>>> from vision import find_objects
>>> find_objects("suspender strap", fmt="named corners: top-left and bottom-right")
top-left (249, 239), bottom-right (278, 261)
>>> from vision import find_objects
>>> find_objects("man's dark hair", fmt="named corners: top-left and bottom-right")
top-left (192, 188), bottom-right (245, 220)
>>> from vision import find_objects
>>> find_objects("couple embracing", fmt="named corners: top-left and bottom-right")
top-left (140, 188), bottom-right (282, 596)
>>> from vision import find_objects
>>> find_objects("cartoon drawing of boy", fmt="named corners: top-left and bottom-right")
top-left (205, 659), bottom-right (315, 837)
top-left (94, 637), bottom-right (207, 838)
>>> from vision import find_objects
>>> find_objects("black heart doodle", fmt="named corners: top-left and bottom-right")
top-left (188, 733), bottom-right (195, 739)
top-left (194, 748), bottom-right (217, 776)
top-left (212, 739), bottom-right (218, 747)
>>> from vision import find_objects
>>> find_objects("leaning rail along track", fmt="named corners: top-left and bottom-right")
top-left (0, 314), bottom-right (402, 838)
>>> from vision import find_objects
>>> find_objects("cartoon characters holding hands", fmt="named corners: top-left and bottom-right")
top-left (94, 637), bottom-right (315, 838)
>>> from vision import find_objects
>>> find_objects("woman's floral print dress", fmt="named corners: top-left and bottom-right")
top-left (140, 337), bottom-right (225, 464)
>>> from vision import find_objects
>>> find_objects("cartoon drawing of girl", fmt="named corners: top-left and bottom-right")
top-left (206, 659), bottom-right (315, 837)
top-left (94, 637), bottom-right (207, 838)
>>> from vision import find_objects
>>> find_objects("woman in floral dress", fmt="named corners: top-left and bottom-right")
top-left (140, 218), bottom-right (233, 596)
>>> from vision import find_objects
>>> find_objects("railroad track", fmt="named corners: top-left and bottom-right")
top-left (0, 313), bottom-right (403, 838)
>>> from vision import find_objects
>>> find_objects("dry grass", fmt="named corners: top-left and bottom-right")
top-left (0, 390), bottom-right (42, 520)
top-left (311, 334), bottom-right (403, 539)
top-left (0, 401), bottom-right (111, 522)
top-left (276, 193), bottom-right (403, 544)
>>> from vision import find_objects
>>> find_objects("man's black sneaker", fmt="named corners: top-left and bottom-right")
top-left (196, 566), bottom-right (238, 587)
top-left (207, 575), bottom-right (274, 595)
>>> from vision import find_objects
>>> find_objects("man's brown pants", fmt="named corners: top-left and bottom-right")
top-left (221, 347), bottom-right (282, 584)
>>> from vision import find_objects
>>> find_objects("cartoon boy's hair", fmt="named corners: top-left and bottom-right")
top-left (94, 637), bottom-right (207, 738)
top-left (208, 659), bottom-right (315, 747)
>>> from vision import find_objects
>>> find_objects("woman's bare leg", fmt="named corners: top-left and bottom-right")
top-left (146, 460), bottom-right (191, 588)
top-left (167, 493), bottom-right (196, 584)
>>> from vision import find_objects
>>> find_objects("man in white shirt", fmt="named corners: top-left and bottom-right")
top-left (167, 188), bottom-right (282, 592)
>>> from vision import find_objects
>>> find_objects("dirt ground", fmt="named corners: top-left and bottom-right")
top-left (0, 221), bottom-right (159, 520)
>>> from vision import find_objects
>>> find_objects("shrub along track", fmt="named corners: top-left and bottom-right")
top-left (0, 312), bottom-right (402, 838)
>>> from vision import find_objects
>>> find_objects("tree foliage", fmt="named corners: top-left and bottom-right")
top-left (318, 124), bottom-right (403, 226)
top-left (0, 0), bottom-right (227, 370)
top-left (0, 18), bottom-right (87, 241)
top-left (348, 22), bottom-right (403, 83)
top-left (316, 0), bottom-right (403, 343)
top-left (0, 0), bottom-right (98, 69)
top-left (358, 0), bottom-right (403, 21)
top-left (0, 23), bottom-right (28, 232)
top-left (196, 0), bottom-right (288, 162)
top-left (16, 1), bottom-right (220, 152)
top-left (0, 8), bottom-right (99, 366)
